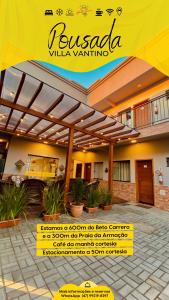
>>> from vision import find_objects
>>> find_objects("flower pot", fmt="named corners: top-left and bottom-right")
top-left (103, 204), bottom-right (112, 211)
top-left (0, 218), bottom-right (21, 228)
top-left (43, 213), bottom-right (60, 221)
top-left (70, 203), bottom-right (84, 218)
top-left (86, 207), bottom-right (98, 213)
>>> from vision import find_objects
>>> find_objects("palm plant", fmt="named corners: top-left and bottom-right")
top-left (100, 187), bottom-right (112, 205)
top-left (86, 187), bottom-right (101, 208)
top-left (43, 185), bottom-right (64, 215)
top-left (71, 178), bottom-right (85, 205)
top-left (0, 184), bottom-right (27, 221)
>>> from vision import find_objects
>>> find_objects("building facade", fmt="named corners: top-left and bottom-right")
top-left (1, 57), bottom-right (169, 210)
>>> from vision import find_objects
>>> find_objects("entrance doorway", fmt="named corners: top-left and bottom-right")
top-left (76, 163), bottom-right (82, 178)
top-left (136, 160), bottom-right (154, 205)
top-left (84, 163), bottom-right (91, 182)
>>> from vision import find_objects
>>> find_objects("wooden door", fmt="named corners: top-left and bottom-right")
top-left (134, 100), bottom-right (151, 128)
top-left (76, 163), bottom-right (82, 178)
top-left (84, 163), bottom-right (91, 182)
top-left (136, 160), bottom-right (154, 205)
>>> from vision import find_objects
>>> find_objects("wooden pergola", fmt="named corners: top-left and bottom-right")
top-left (0, 66), bottom-right (139, 198)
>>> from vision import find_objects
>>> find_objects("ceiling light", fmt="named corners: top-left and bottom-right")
top-left (44, 141), bottom-right (48, 144)
top-left (10, 91), bottom-right (15, 96)
top-left (137, 84), bottom-right (142, 88)
top-left (0, 114), bottom-right (5, 119)
top-left (131, 139), bottom-right (137, 143)
top-left (0, 139), bottom-right (4, 142)
top-left (50, 115), bottom-right (54, 119)
top-left (80, 119), bottom-right (84, 123)
top-left (39, 137), bottom-right (42, 140)
top-left (20, 118), bottom-right (24, 122)
top-left (118, 138), bottom-right (121, 141)
top-left (101, 132), bottom-right (103, 135)
top-left (17, 133), bottom-right (20, 136)
top-left (56, 141), bottom-right (58, 144)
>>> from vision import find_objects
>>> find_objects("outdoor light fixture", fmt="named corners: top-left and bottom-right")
top-left (0, 114), bottom-right (5, 119)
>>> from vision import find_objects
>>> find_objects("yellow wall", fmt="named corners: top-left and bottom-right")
top-left (106, 79), bottom-right (169, 116)
top-left (4, 137), bottom-right (67, 177)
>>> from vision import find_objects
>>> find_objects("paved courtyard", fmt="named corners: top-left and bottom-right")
top-left (0, 203), bottom-right (169, 300)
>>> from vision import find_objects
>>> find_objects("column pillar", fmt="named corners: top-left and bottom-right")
top-left (64, 127), bottom-right (74, 202)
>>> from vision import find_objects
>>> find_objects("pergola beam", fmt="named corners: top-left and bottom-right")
top-left (89, 121), bottom-right (117, 133)
top-left (81, 115), bottom-right (107, 129)
top-left (13, 82), bottom-right (44, 132)
top-left (26, 94), bottom-right (64, 133)
top-left (71, 110), bottom-right (95, 125)
top-left (5, 73), bottom-right (26, 129)
top-left (59, 102), bottom-right (81, 120)
top-left (0, 98), bottom-right (112, 142)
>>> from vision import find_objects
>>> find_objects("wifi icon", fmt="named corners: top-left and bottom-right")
top-left (106, 8), bottom-right (114, 16)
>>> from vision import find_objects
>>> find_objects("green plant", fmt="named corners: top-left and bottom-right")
top-left (71, 178), bottom-right (85, 205)
top-left (0, 184), bottom-right (27, 221)
top-left (86, 188), bottom-right (101, 208)
top-left (100, 187), bottom-right (112, 205)
top-left (43, 185), bottom-right (64, 215)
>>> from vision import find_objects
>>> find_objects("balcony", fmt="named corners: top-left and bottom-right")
top-left (114, 92), bottom-right (169, 130)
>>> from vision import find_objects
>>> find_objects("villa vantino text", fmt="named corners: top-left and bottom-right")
top-left (48, 19), bottom-right (122, 56)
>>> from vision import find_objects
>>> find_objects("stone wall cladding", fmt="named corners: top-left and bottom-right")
top-left (100, 180), bottom-right (137, 203)
top-left (154, 185), bottom-right (169, 211)
top-left (100, 180), bottom-right (169, 211)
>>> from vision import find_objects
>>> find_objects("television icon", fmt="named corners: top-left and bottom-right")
top-left (45, 10), bottom-right (53, 16)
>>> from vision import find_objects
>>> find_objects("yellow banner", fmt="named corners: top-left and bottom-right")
top-left (0, 0), bottom-right (169, 74)
top-left (53, 282), bottom-right (114, 300)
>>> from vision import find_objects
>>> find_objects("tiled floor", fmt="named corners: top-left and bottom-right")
top-left (0, 203), bottom-right (169, 300)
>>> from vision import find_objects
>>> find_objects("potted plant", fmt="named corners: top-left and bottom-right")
top-left (43, 185), bottom-right (64, 221)
top-left (100, 188), bottom-right (113, 210)
top-left (70, 178), bottom-right (85, 218)
top-left (0, 184), bottom-right (27, 228)
top-left (86, 187), bottom-right (100, 213)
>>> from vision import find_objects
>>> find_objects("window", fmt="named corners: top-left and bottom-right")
top-left (94, 162), bottom-right (103, 179)
top-left (113, 161), bottom-right (130, 182)
top-left (25, 155), bottom-right (59, 179)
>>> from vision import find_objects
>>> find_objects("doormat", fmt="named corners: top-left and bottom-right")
top-left (136, 204), bottom-right (152, 209)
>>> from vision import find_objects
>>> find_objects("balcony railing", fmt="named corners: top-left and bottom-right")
top-left (114, 92), bottom-right (169, 129)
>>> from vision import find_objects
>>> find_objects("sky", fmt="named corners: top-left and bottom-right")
top-left (38, 57), bottom-right (127, 88)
